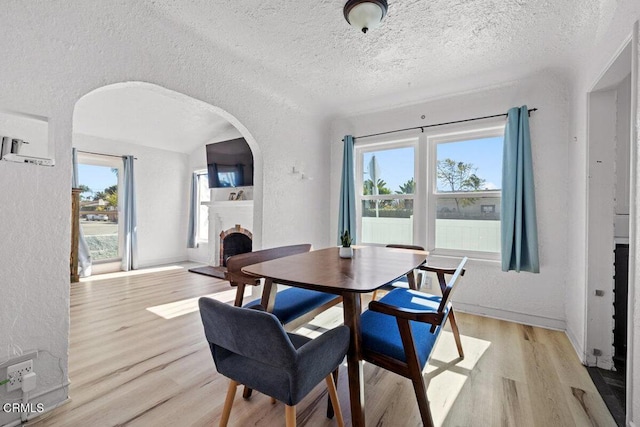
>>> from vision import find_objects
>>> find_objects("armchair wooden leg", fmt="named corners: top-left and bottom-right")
top-left (326, 368), bottom-right (339, 418)
top-left (448, 309), bottom-right (464, 358)
top-left (411, 374), bottom-right (434, 427)
top-left (285, 405), bottom-right (296, 427)
top-left (220, 380), bottom-right (238, 427)
top-left (325, 374), bottom-right (345, 427)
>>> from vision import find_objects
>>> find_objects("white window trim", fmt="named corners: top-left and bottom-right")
top-left (426, 124), bottom-right (504, 260)
top-left (77, 152), bottom-right (124, 264)
top-left (195, 169), bottom-right (209, 243)
top-left (353, 120), bottom-right (505, 260)
top-left (354, 138), bottom-right (418, 246)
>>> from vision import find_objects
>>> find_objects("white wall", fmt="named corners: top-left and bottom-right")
top-left (0, 3), bottom-right (330, 424)
top-left (566, 3), bottom-right (640, 424)
top-left (74, 134), bottom-right (190, 268)
top-left (586, 89), bottom-right (617, 369)
top-left (331, 71), bottom-right (571, 330)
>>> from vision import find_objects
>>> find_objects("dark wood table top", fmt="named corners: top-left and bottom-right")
top-left (242, 246), bottom-right (428, 294)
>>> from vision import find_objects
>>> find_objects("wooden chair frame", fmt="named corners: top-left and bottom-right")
top-left (362, 258), bottom-right (467, 427)
top-left (371, 244), bottom-right (427, 301)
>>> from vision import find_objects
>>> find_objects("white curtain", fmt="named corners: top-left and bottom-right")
top-left (121, 155), bottom-right (138, 271)
top-left (187, 172), bottom-right (198, 248)
top-left (72, 148), bottom-right (92, 277)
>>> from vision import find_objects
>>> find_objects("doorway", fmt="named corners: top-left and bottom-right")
top-left (585, 40), bottom-right (632, 424)
top-left (77, 152), bottom-right (124, 274)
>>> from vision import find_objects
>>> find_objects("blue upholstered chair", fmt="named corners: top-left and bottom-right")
top-left (371, 244), bottom-right (426, 301)
top-left (225, 244), bottom-right (343, 405)
top-left (225, 244), bottom-right (342, 331)
top-left (360, 257), bottom-right (467, 427)
top-left (199, 297), bottom-right (349, 427)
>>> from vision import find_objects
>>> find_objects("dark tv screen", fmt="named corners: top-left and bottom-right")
top-left (206, 138), bottom-right (254, 188)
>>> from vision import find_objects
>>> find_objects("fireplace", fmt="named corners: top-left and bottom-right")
top-left (220, 224), bottom-right (253, 267)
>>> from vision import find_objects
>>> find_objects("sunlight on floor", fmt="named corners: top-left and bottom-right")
top-left (79, 264), bottom-right (186, 282)
top-left (426, 331), bottom-right (491, 426)
top-left (146, 289), bottom-right (237, 319)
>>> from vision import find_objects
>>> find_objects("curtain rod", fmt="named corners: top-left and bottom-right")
top-left (77, 150), bottom-right (138, 160)
top-left (349, 108), bottom-right (538, 141)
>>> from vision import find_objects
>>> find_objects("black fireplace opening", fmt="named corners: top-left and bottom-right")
top-left (222, 233), bottom-right (252, 266)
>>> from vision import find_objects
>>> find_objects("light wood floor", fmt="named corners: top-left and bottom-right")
top-left (29, 264), bottom-right (615, 427)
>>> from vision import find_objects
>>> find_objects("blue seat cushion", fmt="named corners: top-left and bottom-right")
top-left (361, 288), bottom-right (448, 370)
top-left (244, 288), bottom-right (339, 325)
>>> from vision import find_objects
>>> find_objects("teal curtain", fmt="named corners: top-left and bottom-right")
top-left (187, 172), bottom-right (198, 248)
top-left (501, 106), bottom-right (539, 273)
top-left (121, 155), bottom-right (138, 271)
top-left (338, 135), bottom-right (357, 244)
top-left (72, 148), bottom-right (92, 277)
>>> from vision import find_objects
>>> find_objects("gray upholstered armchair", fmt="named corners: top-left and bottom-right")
top-left (199, 297), bottom-right (350, 427)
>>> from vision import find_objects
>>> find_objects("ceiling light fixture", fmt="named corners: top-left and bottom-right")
top-left (343, 0), bottom-right (388, 34)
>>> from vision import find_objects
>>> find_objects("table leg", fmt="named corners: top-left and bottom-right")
top-left (260, 278), bottom-right (277, 312)
top-left (342, 293), bottom-right (365, 427)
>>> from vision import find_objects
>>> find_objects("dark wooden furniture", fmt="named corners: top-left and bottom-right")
top-left (70, 188), bottom-right (81, 283)
top-left (360, 257), bottom-right (467, 426)
top-left (371, 244), bottom-right (426, 300)
top-left (242, 246), bottom-right (428, 427)
top-left (225, 244), bottom-right (342, 331)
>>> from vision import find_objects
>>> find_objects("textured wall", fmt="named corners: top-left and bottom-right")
top-left (331, 71), bottom-right (571, 329)
top-left (0, 2), bottom-right (330, 423)
top-left (73, 134), bottom-right (191, 268)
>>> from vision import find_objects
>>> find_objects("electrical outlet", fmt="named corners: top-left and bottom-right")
top-left (6, 360), bottom-right (33, 392)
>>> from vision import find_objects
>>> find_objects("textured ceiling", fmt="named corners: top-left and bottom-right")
top-left (74, 0), bottom-right (617, 150)
top-left (149, 0), bottom-right (616, 114)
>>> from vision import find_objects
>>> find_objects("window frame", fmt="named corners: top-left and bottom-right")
top-left (426, 124), bottom-right (505, 260)
top-left (354, 137), bottom-right (419, 246)
top-left (352, 121), bottom-right (504, 260)
top-left (195, 170), bottom-right (210, 243)
top-left (77, 152), bottom-right (123, 264)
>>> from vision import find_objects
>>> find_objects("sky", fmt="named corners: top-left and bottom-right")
top-left (362, 136), bottom-right (503, 192)
top-left (77, 164), bottom-right (118, 194)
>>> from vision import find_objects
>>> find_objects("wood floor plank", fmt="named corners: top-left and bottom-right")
top-left (29, 264), bottom-right (615, 427)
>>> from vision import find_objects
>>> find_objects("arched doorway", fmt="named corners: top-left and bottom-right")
top-left (72, 81), bottom-right (262, 275)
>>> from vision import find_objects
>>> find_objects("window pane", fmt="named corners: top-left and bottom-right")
top-left (436, 136), bottom-right (502, 192)
top-left (362, 147), bottom-right (414, 196)
top-left (361, 199), bottom-right (413, 245)
top-left (198, 173), bottom-right (210, 202)
top-left (78, 164), bottom-right (119, 262)
top-left (435, 196), bottom-right (500, 252)
top-left (198, 205), bottom-right (209, 240)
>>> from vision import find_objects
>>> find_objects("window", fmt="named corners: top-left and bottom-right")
top-left (427, 126), bottom-right (503, 257)
top-left (354, 123), bottom-right (504, 259)
top-left (77, 154), bottom-right (122, 263)
top-left (196, 171), bottom-right (210, 242)
top-left (355, 141), bottom-right (417, 245)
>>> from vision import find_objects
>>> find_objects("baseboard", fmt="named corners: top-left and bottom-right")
top-left (565, 326), bottom-right (587, 364)
top-left (455, 301), bottom-right (566, 330)
top-left (137, 256), bottom-right (188, 269)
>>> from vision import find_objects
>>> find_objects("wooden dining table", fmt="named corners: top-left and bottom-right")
top-left (242, 245), bottom-right (428, 427)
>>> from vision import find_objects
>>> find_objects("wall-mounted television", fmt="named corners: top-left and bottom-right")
top-left (206, 138), bottom-right (254, 188)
